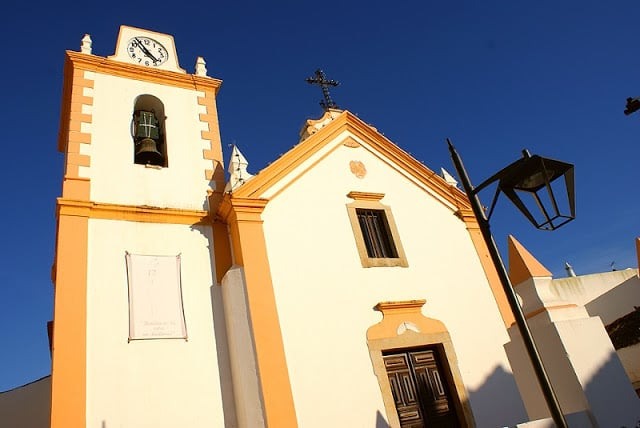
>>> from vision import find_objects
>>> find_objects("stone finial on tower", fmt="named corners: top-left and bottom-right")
top-left (224, 145), bottom-right (254, 193)
top-left (507, 235), bottom-right (553, 285)
top-left (195, 56), bottom-right (207, 76)
top-left (440, 168), bottom-right (458, 187)
top-left (564, 261), bottom-right (576, 277)
top-left (81, 34), bottom-right (92, 54)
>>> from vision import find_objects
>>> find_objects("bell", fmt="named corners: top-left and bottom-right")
top-left (134, 138), bottom-right (164, 166)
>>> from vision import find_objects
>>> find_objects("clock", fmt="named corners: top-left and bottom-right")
top-left (126, 36), bottom-right (168, 67)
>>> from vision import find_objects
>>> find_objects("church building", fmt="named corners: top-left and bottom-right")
top-left (26, 25), bottom-right (640, 427)
top-left (45, 25), bottom-right (530, 428)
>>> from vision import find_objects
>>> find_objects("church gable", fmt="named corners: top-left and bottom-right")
top-left (230, 110), bottom-right (470, 215)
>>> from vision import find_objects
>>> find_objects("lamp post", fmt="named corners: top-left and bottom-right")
top-left (447, 139), bottom-right (575, 428)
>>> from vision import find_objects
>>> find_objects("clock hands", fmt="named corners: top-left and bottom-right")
top-left (134, 38), bottom-right (160, 64)
top-left (127, 36), bottom-right (168, 67)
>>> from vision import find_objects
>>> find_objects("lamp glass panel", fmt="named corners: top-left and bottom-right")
top-left (514, 174), bottom-right (573, 230)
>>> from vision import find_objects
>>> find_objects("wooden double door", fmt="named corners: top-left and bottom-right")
top-left (383, 347), bottom-right (462, 427)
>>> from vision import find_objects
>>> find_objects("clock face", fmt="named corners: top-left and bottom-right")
top-left (127, 36), bottom-right (168, 67)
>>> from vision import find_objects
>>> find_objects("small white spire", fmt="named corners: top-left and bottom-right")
top-left (195, 57), bottom-right (207, 76)
top-left (440, 168), bottom-right (458, 187)
top-left (224, 145), bottom-right (254, 192)
top-left (81, 34), bottom-right (92, 54)
top-left (565, 261), bottom-right (576, 277)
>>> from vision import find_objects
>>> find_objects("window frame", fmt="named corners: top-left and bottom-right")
top-left (346, 191), bottom-right (408, 268)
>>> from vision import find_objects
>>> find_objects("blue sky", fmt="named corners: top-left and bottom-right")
top-left (1, 1), bottom-right (638, 391)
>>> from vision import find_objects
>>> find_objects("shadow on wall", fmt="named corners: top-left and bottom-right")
top-left (191, 222), bottom-right (239, 427)
top-left (375, 410), bottom-right (390, 428)
top-left (210, 284), bottom-right (239, 428)
top-left (583, 347), bottom-right (640, 427)
top-left (467, 365), bottom-right (528, 428)
top-left (373, 365), bottom-right (525, 428)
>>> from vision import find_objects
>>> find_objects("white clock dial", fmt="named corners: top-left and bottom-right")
top-left (127, 36), bottom-right (168, 67)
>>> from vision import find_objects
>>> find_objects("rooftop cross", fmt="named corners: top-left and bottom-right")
top-left (305, 69), bottom-right (340, 111)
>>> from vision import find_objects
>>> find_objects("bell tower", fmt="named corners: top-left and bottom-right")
top-left (51, 26), bottom-right (231, 427)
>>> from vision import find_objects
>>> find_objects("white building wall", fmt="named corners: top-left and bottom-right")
top-left (85, 219), bottom-right (233, 427)
top-left (87, 72), bottom-right (212, 210)
top-left (550, 269), bottom-right (639, 324)
top-left (259, 136), bottom-right (526, 427)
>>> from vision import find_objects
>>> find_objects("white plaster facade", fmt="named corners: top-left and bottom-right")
top-left (550, 269), bottom-right (639, 325)
top-left (84, 220), bottom-right (234, 427)
top-left (255, 129), bottom-right (527, 427)
top-left (86, 72), bottom-right (213, 210)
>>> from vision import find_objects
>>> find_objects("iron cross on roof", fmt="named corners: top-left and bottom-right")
top-left (306, 69), bottom-right (340, 111)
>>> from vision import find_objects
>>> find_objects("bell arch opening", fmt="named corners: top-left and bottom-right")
top-left (131, 94), bottom-right (167, 167)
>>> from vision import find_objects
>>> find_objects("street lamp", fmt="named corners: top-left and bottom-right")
top-left (624, 96), bottom-right (640, 116)
top-left (447, 139), bottom-right (575, 428)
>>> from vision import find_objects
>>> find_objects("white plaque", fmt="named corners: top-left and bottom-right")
top-left (126, 253), bottom-right (187, 340)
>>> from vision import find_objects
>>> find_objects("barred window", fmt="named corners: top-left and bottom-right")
top-left (356, 209), bottom-right (398, 258)
top-left (346, 192), bottom-right (408, 268)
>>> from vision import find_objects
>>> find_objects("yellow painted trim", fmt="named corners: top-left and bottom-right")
top-left (58, 58), bottom-right (93, 200)
top-left (262, 141), bottom-right (344, 201)
top-left (57, 199), bottom-right (209, 225)
top-left (525, 304), bottom-right (578, 319)
top-left (50, 213), bottom-right (88, 428)
top-left (346, 191), bottom-right (385, 201)
top-left (458, 208), bottom-right (515, 327)
top-left (367, 300), bottom-right (446, 339)
top-left (367, 300), bottom-right (475, 427)
top-left (218, 194), bottom-right (298, 426)
top-left (58, 50), bottom-right (225, 203)
top-left (231, 110), bottom-right (471, 214)
top-left (63, 50), bottom-right (221, 96)
top-left (198, 89), bottom-right (225, 196)
top-left (508, 235), bottom-right (553, 285)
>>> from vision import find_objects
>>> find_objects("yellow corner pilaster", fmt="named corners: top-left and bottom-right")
top-left (457, 208), bottom-right (515, 327)
top-left (50, 212), bottom-right (88, 428)
top-left (220, 195), bottom-right (298, 427)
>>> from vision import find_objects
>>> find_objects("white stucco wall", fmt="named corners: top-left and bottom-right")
top-left (258, 133), bottom-right (527, 427)
top-left (84, 71), bottom-right (213, 210)
top-left (550, 269), bottom-right (639, 325)
top-left (85, 219), bottom-right (234, 427)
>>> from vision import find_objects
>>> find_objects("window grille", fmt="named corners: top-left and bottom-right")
top-left (356, 209), bottom-right (398, 258)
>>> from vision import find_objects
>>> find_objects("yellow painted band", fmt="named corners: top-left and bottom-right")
top-left (57, 199), bottom-right (209, 225)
